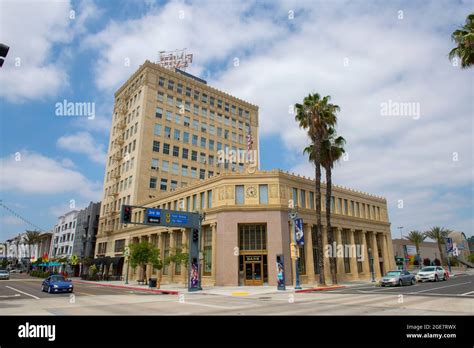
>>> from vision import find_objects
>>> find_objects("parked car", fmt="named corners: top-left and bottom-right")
top-left (9, 268), bottom-right (21, 273)
top-left (0, 269), bottom-right (10, 280)
top-left (416, 266), bottom-right (447, 282)
top-left (380, 270), bottom-right (416, 286)
top-left (41, 274), bottom-right (74, 293)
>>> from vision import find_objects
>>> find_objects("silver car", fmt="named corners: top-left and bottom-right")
top-left (416, 266), bottom-right (447, 282)
top-left (0, 269), bottom-right (10, 280)
top-left (380, 270), bottom-right (415, 286)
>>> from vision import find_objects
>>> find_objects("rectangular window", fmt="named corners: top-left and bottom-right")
top-left (154, 124), bottom-right (161, 136)
top-left (181, 165), bottom-right (188, 176)
top-left (166, 110), bottom-right (172, 121)
top-left (172, 162), bottom-right (178, 174)
top-left (185, 87), bottom-right (191, 97)
top-left (192, 194), bottom-right (197, 210)
top-left (174, 129), bottom-right (180, 140)
top-left (167, 95), bottom-right (173, 106)
top-left (175, 114), bottom-right (181, 124)
top-left (114, 239), bottom-right (125, 253)
top-left (168, 80), bottom-right (174, 91)
top-left (164, 126), bottom-right (171, 138)
top-left (163, 143), bottom-right (170, 155)
top-left (344, 199), bottom-right (348, 215)
top-left (209, 139), bottom-right (214, 150)
top-left (238, 224), bottom-right (267, 251)
top-left (152, 141), bottom-right (160, 152)
top-left (235, 185), bottom-right (244, 205)
top-left (191, 167), bottom-right (197, 178)
top-left (342, 230), bottom-right (351, 273)
top-left (292, 188), bottom-right (298, 206)
top-left (192, 134), bottom-right (198, 145)
top-left (151, 158), bottom-right (159, 170)
top-left (158, 77), bottom-right (165, 87)
top-left (191, 151), bottom-right (197, 161)
top-left (149, 177), bottom-right (157, 189)
top-left (161, 160), bottom-right (169, 172)
top-left (156, 107), bottom-right (163, 118)
top-left (259, 185), bottom-right (268, 204)
top-left (350, 201), bottom-right (355, 217)
top-left (183, 132), bottom-right (189, 143)
top-left (160, 178), bottom-right (167, 191)
top-left (300, 189), bottom-right (306, 208)
top-left (203, 226), bottom-right (212, 275)
top-left (171, 180), bottom-right (177, 190)
top-left (177, 83), bottom-right (183, 94)
top-left (309, 192), bottom-right (314, 209)
top-left (182, 148), bottom-right (189, 159)
top-left (207, 190), bottom-right (212, 208)
top-left (172, 146), bottom-right (179, 157)
top-left (200, 137), bottom-right (206, 148)
top-left (157, 92), bottom-right (164, 102)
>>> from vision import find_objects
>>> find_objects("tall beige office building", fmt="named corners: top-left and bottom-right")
top-left (98, 60), bottom-right (259, 237)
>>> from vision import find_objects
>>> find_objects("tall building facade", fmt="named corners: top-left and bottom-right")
top-left (98, 60), bottom-right (259, 237)
top-left (73, 201), bottom-right (101, 261)
top-left (51, 210), bottom-right (78, 258)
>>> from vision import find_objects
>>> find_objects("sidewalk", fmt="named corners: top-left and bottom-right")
top-left (71, 277), bottom-right (370, 296)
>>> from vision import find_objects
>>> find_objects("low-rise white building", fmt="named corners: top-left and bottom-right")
top-left (51, 211), bottom-right (78, 259)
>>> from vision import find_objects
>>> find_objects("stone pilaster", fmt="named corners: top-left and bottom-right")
top-left (370, 232), bottom-right (381, 278)
top-left (211, 223), bottom-right (217, 282)
top-left (304, 224), bottom-right (315, 283)
top-left (335, 227), bottom-right (344, 279)
top-left (361, 231), bottom-right (370, 276)
top-left (349, 229), bottom-right (359, 280)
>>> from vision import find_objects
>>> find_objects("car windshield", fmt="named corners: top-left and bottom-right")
top-left (51, 275), bottom-right (66, 282)
top-left (386, 271), bottom-right (401, 276)
top-left (0, 270), bottom-right (8, 274)
top-left (421, 267), bottom-right (435, 272)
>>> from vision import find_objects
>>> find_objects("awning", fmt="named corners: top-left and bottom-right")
top-left (109, 257), bottom-right (124, 267)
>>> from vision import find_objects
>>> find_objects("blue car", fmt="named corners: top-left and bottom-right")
top-left (41, 274), bottom-right (74, 293)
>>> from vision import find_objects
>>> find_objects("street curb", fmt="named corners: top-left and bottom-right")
top-left (295, 285), bottom-right (347, 293)
top-left (73, 280), bottom-right (179, 295)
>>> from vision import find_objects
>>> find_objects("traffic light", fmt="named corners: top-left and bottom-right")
top-left (0, 43), bottom-right (9, 68)
top-left (122, 205), bottom-right (132, 224)
top-left (192, 228), bottom-right (199, 242)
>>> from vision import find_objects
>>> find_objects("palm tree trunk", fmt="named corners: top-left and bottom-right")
top-left (438, 242), bottom-right (445, 265)
top-left (314, 137), bottom-right (326, 286)
top-left (326, 165), bottom-right (337, 285)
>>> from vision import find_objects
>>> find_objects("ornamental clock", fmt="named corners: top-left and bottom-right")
top-left (246, 186), bottom-right (257, 198)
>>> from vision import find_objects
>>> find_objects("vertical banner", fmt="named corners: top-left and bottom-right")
top-left (445, 238), bottom-right (453, 253)
top-left (295, 218), bottom-right (304, 246)
top-left (189, 258), bottom-right (199, 290)
top-left (276, 254), bottom-right (285, 290)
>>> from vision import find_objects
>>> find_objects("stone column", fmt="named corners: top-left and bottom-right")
top-left (211, 223), bottom-right (217, 284)
top-left (335, 227), bottom-right (344, 280)
top-left (370, 232), bottom-right (381, 278)
top-left (158, 232), bottom-right (163, 283)
top-left (322, 226), bottom-right (331, 282)
top-left (361, 231), bottom-right (370, 276)
top-left (384, 232), bottom-right (396, 271)
top-left (304, 224), bottom-right (315, 283)
top-left (379, 231), bottom-right (389, 275)
top-left (349, 229), bottom-right (359, 280)
top-left (181, 228), bottom-right (188, 285)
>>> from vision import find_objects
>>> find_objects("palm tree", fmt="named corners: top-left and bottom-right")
top-left (304, 128), bottom-right (346, 284)
top-left (405, 230), bottom-right (425, 266)
top-left (296, 93), bottom-right (339, 286)
top-left (448, 13), bottom-right (474, 68)
top-left (424, 227), bottom-right (448, 265)
top-left (25, 231), bottom-right (41, 261)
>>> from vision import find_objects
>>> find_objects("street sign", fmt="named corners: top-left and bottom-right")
top-left (144, 208), bottom-right (196, 228)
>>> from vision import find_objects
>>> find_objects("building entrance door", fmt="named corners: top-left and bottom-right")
top-left (244, 255), bottom-right (263, 286)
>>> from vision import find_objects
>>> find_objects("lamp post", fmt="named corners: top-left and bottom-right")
top-left (124, 246), bottom-right (130, 284)
top-left (368, 247), bottom-right (375, 282)
top-left (288, 207), bottom-right (301, 290)
top-left (397, 226), bottom-right (404, 240)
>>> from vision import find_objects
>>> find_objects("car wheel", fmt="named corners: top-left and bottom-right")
top-left (443, 274), bottom-right (447, 281)
top-left (381, 284), bottom-right (385, 287)
top-left (47, 286), bottom-right (51, 293)
top-left (398, 279), bottom-right (403, 287)
top-left (411, 278), bottom-right (415, 285)
top-left (434, 275), bottom-right (438, 282)
top-left (41, 285), bottom-right (44, 292)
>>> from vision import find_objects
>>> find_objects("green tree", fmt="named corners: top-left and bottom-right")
top-left (424, 227), bottom-right (449, 265)
top-left (129, 241), bottom-right (162, 284)
top-left (296, 93), bottom-right (339, 286)
top-left (449, 13), bottom-right (474, 68)
top-left (405, 230), bottom-right (426, 265)
top-left (304, 128), bottom-right (346, 285)
top-left (164, 245), bottom-right (189, 286)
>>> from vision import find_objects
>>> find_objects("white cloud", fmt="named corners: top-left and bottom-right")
top-left (0, 0), bottom-right (101, 102)
top-left (0, 151), bottom-right (102, 201)
top-left (1, 215), bottom-right (24, 226)
top-left (57, 131), bottom-right (107, 164)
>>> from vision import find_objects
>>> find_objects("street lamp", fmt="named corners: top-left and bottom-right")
top-left (124, 246), bottom-right (130, 284)
top-left (288, 208), bottom-right (301, 290)
top-left (397, 226), bottom-right (404, 240)
top-left (368, 247), bottom-right (375, 282)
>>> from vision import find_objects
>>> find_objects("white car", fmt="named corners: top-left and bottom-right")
top-left (416, 266), bottom-right (447, 282)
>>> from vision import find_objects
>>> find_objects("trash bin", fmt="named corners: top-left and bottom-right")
top-left (149, 278), bottom-right (157, 288)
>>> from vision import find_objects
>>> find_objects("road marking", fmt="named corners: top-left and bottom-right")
top-left (75, 292), bottom-right (95, 296)
top-left (0, 294), bottom-right (21, 298)
top-left (460, 290), bottom-right (474, 296)
top-left (409, 281), bottom-right (471, 294)
top-left (5, 285), bottom-right (40, 300)
top-left (182, 301), bottom-right (247, 310)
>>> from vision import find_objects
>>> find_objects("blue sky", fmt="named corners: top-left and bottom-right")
top-left (0, 0), bottom-right (472, 241)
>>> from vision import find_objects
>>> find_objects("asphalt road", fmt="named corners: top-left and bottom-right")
top-left (0, 273), bottom-right (472, 315)
top-left (0, 273), bottom-right (158, 301)
top-left (327, 273), bottom-right (474, 298)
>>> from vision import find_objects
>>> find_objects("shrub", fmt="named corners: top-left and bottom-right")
top-left (423, 258), bottom-right (431, 266)
top-left (468, 254), bottom-right (474, 263)
top-left (434, 258), bottom-right (441, 266)
top-left (449, 258), bottom-right (459, 267)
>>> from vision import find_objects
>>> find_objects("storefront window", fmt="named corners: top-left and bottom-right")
top-left (203, 226), bottom-right (212, 276)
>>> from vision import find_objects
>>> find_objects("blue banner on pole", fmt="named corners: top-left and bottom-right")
top-left (445, 238), bottom-right (453, 253)
top-left (295, 218), bottom-right (304, 246)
